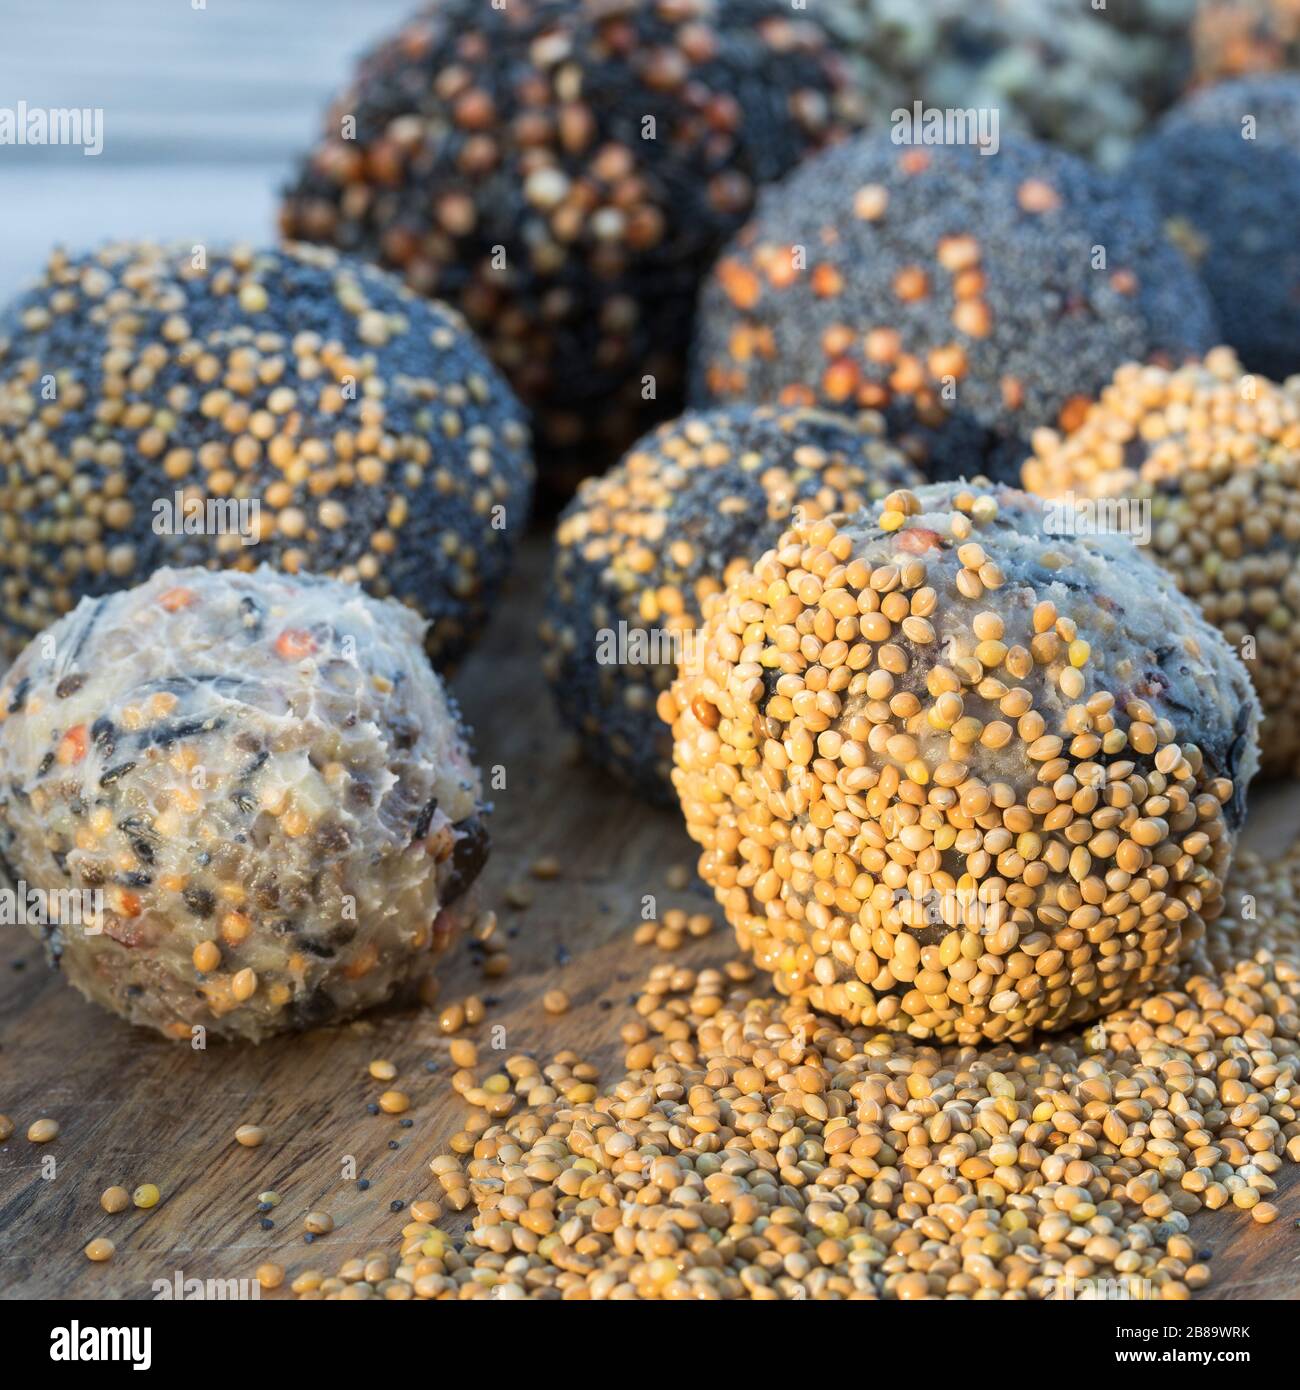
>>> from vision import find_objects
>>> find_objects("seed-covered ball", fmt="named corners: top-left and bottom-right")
top-left (0, 241), bottom-right (532, 668)
top-left (825, 0), bottom-right (1194, 168)
top-left (280, 0), bottom-right (865, 486)
top-left (667, 481), bottom-right (1259, 1043)
top-left (1129, 76), bottom-right (1300, 381)
top-left (691, 133), bottom-right (1218, 485)
top-left (0, 566), bottom-right (488, 1040)
top-left (542, 405), bottom-right (922, 800)
top-left (1022, 348), bottom-right (1300, 775)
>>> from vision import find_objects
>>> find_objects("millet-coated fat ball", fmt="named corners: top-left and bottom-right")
top-left (1129, 75), bottom-right (1300, 381)
top-left (666, 481), bottom-right (1259, 1044)
top-left (690, 133), bottom-right (1218, 485)
top-left (1022, 347), bottom-right (1300, 775)
top-left (0, 241), bottom-right (533, 669)
top-left (0, 565), bottom-right (488, 1041)
top-left (541, 404), bottom-right (922, 800)
top-left (280, 0), bottom-right (866, 489)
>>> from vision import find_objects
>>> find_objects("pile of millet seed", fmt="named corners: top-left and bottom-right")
top-left (286, 833), bottom-right (1300, 1300)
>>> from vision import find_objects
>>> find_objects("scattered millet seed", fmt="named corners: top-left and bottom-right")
top-left (26, 1118), bottom-right (58, 1143)
top-left (256, 1262), bottom-right (285, 1290)
top-left (0, 1114), bottom-right (14, 1141)
top-left (542, 989), bottom-right (570, 1016)
top-left (449, 1040), bottom-right (478, 1069)
top-left (438, 1003), bottom-right (466, 1035)
top-left (302, 875), bottom-right (1300, 1300)
top-left (482, 954), bottom-right (511, 978)
top-left (504, 882), bottom-right (534, 910)
top-left (234, 1125), bottom-right (266, 1148)
top-left (368, 1059), bottom-right (398, 1082)
top-left (100, 1186), bottom-right (130, 1214)
top-left (530, 856), bottom-right (560, 881)
top-left (665, 864), bottom-right (691, 891)
top-left (378, 1090), bottom-right (410, 1115)
top-left (132, 1184), bottom-right (160, 1210)
top-left (84, 1238), bottom-right (115, 1263)
top-left (304, 1211), bottom-right (335, 1235)
top-left (257, 1190), bottom-right (281, 1208)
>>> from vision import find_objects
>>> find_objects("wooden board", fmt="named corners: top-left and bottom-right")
top-left (0, 536), bottom-right (1298, 1300)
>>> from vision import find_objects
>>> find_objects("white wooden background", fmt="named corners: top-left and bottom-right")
top-left (0, 0), bottom-right (412, 300)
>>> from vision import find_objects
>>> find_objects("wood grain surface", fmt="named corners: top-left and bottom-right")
top-left (0, 538), bottom-right (1297, 1301)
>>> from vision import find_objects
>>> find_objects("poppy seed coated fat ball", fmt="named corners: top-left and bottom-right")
top-left (1129, 75), bottom-right (1300, 382)
top-left (690, 133), bottom-right (1219, 485)
top-left (0, 241), bottom-right (533, 669)
top-left (0, 565), bottom-right (488, 1041)
top-left (1023, 347), bottom-right (1300, 776)
top-left (541, 405), bottom-right (923, 801)
top-left (280, 0), bottom-right (866, 488)
top-left (666, 481), bottom-right (1260, 1044)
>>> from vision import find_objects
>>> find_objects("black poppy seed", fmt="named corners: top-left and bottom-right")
top-left (387, 1140), bottom-right (400, 1150)
top-left (182, 887), bottom-right (215, 918)
top-left (357, 1179), bottom-right (370, 1190)
top-left (260, 1218), bottom-right (274, 1231)
top-left (366, 1103), bottom-right (379, 1115)
top-left (399, 1118), bottom-right (413, 1129)
top-left (389, 1200), bottom-right (404, 1212)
